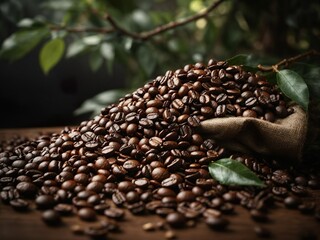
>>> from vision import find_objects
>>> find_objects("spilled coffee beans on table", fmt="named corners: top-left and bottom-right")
top-left (1, 60), bottom-right (319, 239)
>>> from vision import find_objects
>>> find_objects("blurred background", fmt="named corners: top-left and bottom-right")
top-left (0, 0), bottom-right (319, 128)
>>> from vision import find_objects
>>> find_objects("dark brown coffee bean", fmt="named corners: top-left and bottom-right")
top-left (152, 167), bottom-right (170, 182)
top-left (54, 203), bottom-right (74, 215)
top-left (42, 209), bottom-right (61, 225)
top-left (203, 208), bottom-right (221, 218)
top-left (291, 185), bottom-right (308, 196)
top-left (104, 208), bottom-right (125, 220)
top-left (242, 109), bottom-right (257, 118)
top-left (250, 209), bottom-right (268, 222)
top-left (123, 159), bottom-right (140, 172)
top-left (272, 186), bottom-right (288, 196)
top-left (284, 196), bottom-right (301, 209)
top-left (81, 131), bottom-right (96, 142)
top-left (112, 191), bottom-right (126, 206)
top-left (298, 202), bottom-right (316, 214)
top-left (10, 198), bottom-right (29, 211)
top-left (254, 226), bottom-right (271, 238)
top-left (61, 180), bottom-right (77, 191)
top-left (215, 104), bottom-right (226, 117)
top-left (166, 212), bottom-right (186, 228)
top-left (205, 216), bottom-right (229, 231)
top-left (272, 170), bottom-right (292, 185)
top-left (118, 181), bottom-right (135, 193)
top-left (78, 207), bottom-right (96, 221)
top-left (84, 225), bottom-right (108, 238)
top-left (308, 179), bottom-right (320, 189)
top-left (15, 181), bottom-right (38, 197)
top-left (187, 116), bottom-right (200, 127)
top-left (35, 195), bottom-right (55, 209)
top-left (176, 191), bottom-right (196, 202)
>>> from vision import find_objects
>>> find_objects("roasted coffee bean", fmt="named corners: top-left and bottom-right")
top-left (166, 212), bottom-right (186, 228)
top-left (187, 116), bottom-right (201, 127)
top-left (205, 216), bottom-right (229, 231)
top-left (104, 208), bottom-right (125, 220)
top-left (78, 207), bottom-right (96, 221)
top-left (254, 226), bottom-right (271, 238)
top-left (176, 191), bottom-right (196, 202)
top-left (250, 209), bottom-right (268, 222)
top-left (152, 167), bottom-right (170, 182)
top-left (15, 181), bottom-right (38, 197)
top-left (298, 202), bottom-right (316, 214)
top-left (112, 191), bottom-right (126, 206)
top-left (42, 210), bottom-right (61, 225)
top-left (10, 198), bottom-right (29, 211)
top-left (84, 226), bottom-right (108, 239)
top-left (308, 179), bottom-right (320, 189)
top-left (284, 196), bottom-right (301, 209)
top-left (54, 203), bottom-right (74, 215)
top-left (35, 195), bottom-right (55, 209)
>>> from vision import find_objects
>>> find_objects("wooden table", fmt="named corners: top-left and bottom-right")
top-left (0, 127), bottom-right (319, 240)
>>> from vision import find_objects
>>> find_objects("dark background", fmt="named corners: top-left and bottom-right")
top-left (0, 0), bottom-right (319, 128)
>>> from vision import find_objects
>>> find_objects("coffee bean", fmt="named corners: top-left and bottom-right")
top-left (284, 196), bottom-right (301, 209)
top-left (176, 191), bottom-right (196, 202)
top-left (187, 116), bottom-right (201, 127)
top-left (10, 198), bottom-right (29, 211)
top-left (16, 181), bottom-right (38, 197)
top-left (84, 225), bottom-right (108, 239)
top-left (166, 212), bottom-right (186, 228)
top-left (254, 226), bottom-right (271, 238)
top-left (104, 208), bottom-right (125, 220)
top-left (54, 203), bottom-right (74, 215)
top-left (250, 209), bottom-right (268, 222)
top-left (78, 207), bottom-right (96, 221)
top-left (35, 195), bottom-right (55, 209)
top-left (42, 209), bottom-right (61, 225)
top-left (152, 167), bottom-right (170, 182)
top-left (205, 216), bottom-right (229, 231)
top-left (112, 191), bottom-right (126, 206)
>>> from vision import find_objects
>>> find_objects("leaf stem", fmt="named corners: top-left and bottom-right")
top-left (257, 50), bottom-right (320, 72)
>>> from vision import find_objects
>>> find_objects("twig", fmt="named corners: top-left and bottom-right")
top-left (50, 0), bottom-right (224, 40)
top-left (257, 50), bottom-right (320, 72)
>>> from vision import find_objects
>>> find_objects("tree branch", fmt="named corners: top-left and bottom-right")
top-left (50, 0), bottom-right (224, 40)
top-left (258, 50), bottom-right (320, 72)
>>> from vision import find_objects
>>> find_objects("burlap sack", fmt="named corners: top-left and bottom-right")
top-left (199, 105), bottom-right (307, 161)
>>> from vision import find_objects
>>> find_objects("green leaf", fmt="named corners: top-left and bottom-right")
top-left (226, 54), bottom-right (258, 72)
top-left (276, 69), bottom-right (309, 111)
top-left (66, 40), bottom-right (87, 58)
top-left (208, 158), bottom-right (265, 187)
top-left (0, 27), bottom-right (49, 61)
top-left (89, 48), bottom-right (103, 72)
top-left (137, 44), bottom-right (157, 77)
top-left (39, 38), bottom-right (65, 74)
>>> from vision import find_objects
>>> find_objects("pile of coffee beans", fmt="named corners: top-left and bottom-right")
top-left (0, 59), bottom-right (319, 239)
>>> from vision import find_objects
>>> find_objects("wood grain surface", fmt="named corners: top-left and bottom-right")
top-left (0, 127), bottom-right (319, 240)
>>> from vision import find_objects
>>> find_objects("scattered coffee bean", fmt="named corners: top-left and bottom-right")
top-left (166, 212), bottom-right (186, 228)
top-left (78, 207), bottom-right (97, 221)
top-left (254, 226), bottom-right (271, 238)
top-left (142, 222), bottom-right (156, 231)
top-left (42, 210), bottom-right (61, 225)
top-left (9, 198), bottom-right (29, 211)
top-left (205, 216), bottom-right (229, 231)
top-left (165, 230), bottom-right (176, 239)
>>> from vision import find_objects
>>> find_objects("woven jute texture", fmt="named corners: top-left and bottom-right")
top-left (200, 105), bottom-right (307, 161)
